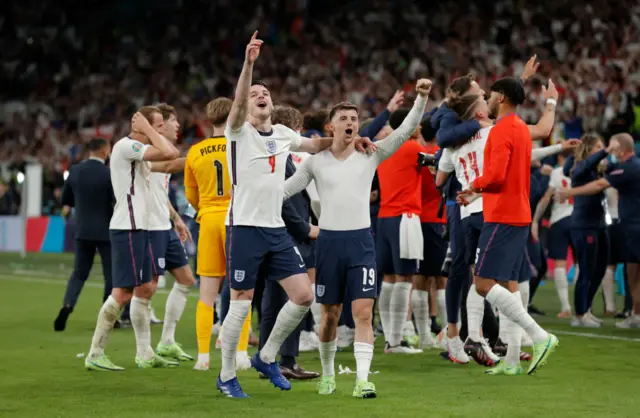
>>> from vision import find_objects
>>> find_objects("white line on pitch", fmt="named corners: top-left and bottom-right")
top-left (545, 329), bottom-right (640, 342)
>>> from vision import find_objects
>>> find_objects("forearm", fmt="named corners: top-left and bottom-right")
top-left (377, 95), bottom-right (427, 159)
top-left (570, 179), bottom-right (610, 196)
top-left (533, 195), bottom-right (551, 224)
top-left (152, 158), bottom-right (186, 174)
top-left (531, 144), bottom-right (562, 162)
top-left (146, 130), bottom-right (179, 158)
top-left (529, 102), bottom-right (557, 140)
top-left (168, 201), bottom-right (180, 222)
top-left (284, 169), bottom-right (312, 199)
top-left (435, 170), bottom-right (452, 188)
top-left (228, 61), bottom-right (253, 130)
top-left (299, 137), bottom-right (333, 153)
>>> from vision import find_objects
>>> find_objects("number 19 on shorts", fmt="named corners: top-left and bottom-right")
top-left (362, 267), bottom-right (375, 286)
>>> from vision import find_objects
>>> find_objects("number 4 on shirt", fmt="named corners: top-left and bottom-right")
top-left (459, 151), bottom-right (480, 183)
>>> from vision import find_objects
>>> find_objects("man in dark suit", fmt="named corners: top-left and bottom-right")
top-left (258, 107), bottom-right (320, 380)
top-left (54, 138), bottom-right (114, 331)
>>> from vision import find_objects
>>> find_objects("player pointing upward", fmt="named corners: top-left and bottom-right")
top-left (217, 32), bottom-right (369, 398)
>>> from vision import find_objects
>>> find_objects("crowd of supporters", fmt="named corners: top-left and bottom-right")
top-left (1, 0), bottom-right (639, 215)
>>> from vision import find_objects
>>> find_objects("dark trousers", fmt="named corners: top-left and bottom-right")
top-left (259, 279), bottom-right (301, 359)
top-left (63, 239), bottom-right (112, 308)
top-left (571, 228), bottom-right (609, 316)
top-left (445, 204), bottom-right (467, 324)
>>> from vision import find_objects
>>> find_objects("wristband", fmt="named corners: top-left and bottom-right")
top-left (546, 98), bottom-right (557, 107)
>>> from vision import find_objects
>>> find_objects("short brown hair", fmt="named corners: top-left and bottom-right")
top-left (156, 103), bottom-right (177, 121)
top-left (449, 94), bottom-right (483, 121)
top-left (328, 102), bottom-right (359, 121)
top-left (273, 106), bottom-right (303, 131)
top-left (137, 106), bottom-right (162, 124)
top-left (447, 74), bottom-right (476, 101)
top-left (206, 98), bottom-right (232, 126)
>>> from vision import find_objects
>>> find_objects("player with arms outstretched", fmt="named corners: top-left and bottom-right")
top-left (217, 32), bottom-right (371, 398)
top-left (284, 79), bottom-right (432, 398)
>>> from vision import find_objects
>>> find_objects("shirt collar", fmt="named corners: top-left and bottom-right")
top-left (88, 156), bottom-right (106, 164)
top-left (497, 112), bottom-right (519, 122)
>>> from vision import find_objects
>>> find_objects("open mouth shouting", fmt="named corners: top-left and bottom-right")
top-left (257, 100), bottom-right (268, 109)
top-left (345, 128), bottom-right (354, 136)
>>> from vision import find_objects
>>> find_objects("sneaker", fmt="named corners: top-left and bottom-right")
top-left (317, 375), bottom-right (336, 395)
top-left (156, 342), bottom-right (194, 361)
top-left (464, 339), bottom-right (495, 367)
top-left (446, 336), bottom-right (470, 364)
top-left (402, 320), bottom-right (417, 339)
top-left (353, 380), bottom-right (377, 399)
top-left (615, 315), bottom-right (640, 329)
top-left (485, 362), bottom-right (523, 376)
top-left (236, 351), bottom-right (251, 371)
top-left (216, 375), bottom-right (250, 398)
top-left (374, 324), bottom-right (385, 337)
top-left (571, 316), bottom-right (601, 328)
top-left (250, 352), bottom-right (291, 390)
top-left (193, 358), bottom-right (210, 371)
top-left (420, 332), bottom-right (439, 350)
top-left (149, 306), bottom-right (163, 325)
top-left (528, 334), bottom-right (559, 375)
top-left (135, 354), bottom-right (179, 369)
top-left (586, 311), bottom-right (603, 324)
top-left (384, 340), bottom-right (423, 354)
top-left (403, 334), bottom-right (421, 348)
top-left (528, 305), bottom-right (546, 316)
top-left (85, 354), bottom-right (124, 371)
top-left (54, 306), bottom-right (73, 332)
top-left (493, 337), bottom-right (508, 357)
top-left (615, 311), bottom-right (631, 319)
top-left (430, 317), bottom-right (442, 335)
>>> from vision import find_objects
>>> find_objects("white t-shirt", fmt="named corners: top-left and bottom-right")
top-left (438, 127), bottom-right (492, 219)
top-left (605, 187), bottom-right (619, 220)
top-left (284, 95), bottom-right (427, 231)
top-left (109, 137), bottom-right (151, 230)
top-left (148, 172), bottom-right (171, 231)
top-left (224, 122), bottom-right (302, 228)
top-left (548, 166), bottom-right (573, 224)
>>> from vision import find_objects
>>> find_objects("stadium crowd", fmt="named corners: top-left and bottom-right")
top-left (1, 0), bottom-right (640, 216)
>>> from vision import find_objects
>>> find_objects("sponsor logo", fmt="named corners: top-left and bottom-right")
top-left (158, 258), bottom-right (165, 269)
top-left (265, 139), bottom-right (277, 154)
top-left (234, 270), bottom-right (246, 282)
top-left (316, 285), bottom-right (325, 297)
top-left (363, 287), bottom-right (374, 292)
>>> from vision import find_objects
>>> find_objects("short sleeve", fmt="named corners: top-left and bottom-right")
top-left (438, 148), bottom-right (455, 173)
top-left (606, 166), bottom-right (632, 191)
top-left (286, 127), bottom-right (303, 151)
top-left (119, 138), bottom-right (149, 162)
top-left (225, 121), bottom-right (247, 141)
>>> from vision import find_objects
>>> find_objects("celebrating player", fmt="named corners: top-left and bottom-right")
top-left (284, 79), bottom-right (432, 398)
top-left (217, 31), bottom-right (371, 398)
top-left (84, 107), bottom-right (180, 371)
top-left (458, 78), bottom-right (559, 376)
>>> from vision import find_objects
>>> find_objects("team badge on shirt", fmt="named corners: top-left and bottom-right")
top-left (132, 142), bottom-right (143, 153)
top-left (158, 257), bottom-right (165, 269)
top-left (234, 270), bottom-right (246, 282)
top-left (265, 139), bottom-right (277, 154)
top-left (316, 285), bottom-right (325, 297)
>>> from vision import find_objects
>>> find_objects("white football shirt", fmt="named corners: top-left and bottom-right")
top-left (225, 122), bottom-right (302, 227)
top-left (290, 150), bottom-right (321, 219)
top-left (438, 127), bottom-right (492, 219)
top-left (148, 172), bottom-right (172, 231)
top-left (547, 166), bottom-right (574, 224)
top-left (109, 137), bottom-right (152, 230)
top-left (284, 95), bottom-right (427, 231)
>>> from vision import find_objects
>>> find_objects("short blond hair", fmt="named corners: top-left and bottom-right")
top-left (273, 106), bottom-right (303, 131)
top-left (137, 106), bottom-right (162, 124)
top-left (156, 103), bottom-right (177, 121)
top-left (206, 98), bottom-right (232, 127)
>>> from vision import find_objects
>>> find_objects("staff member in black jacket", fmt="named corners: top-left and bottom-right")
top-left (258, 106), bottom-right (320, 380)
top-left (54, 138), bottom-right (114, 331)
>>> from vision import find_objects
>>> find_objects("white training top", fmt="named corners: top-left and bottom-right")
top-left (284, 95), bottom-right (427, 231)
top-left (605, 187), bottom-right (619, 220)
top-left (547, 166), bottom-right (574, 225)
top-left (439, 127), bottom-right (491, 219)
top-left (225, 122), bottom-right (302, 228)
top-left (148, 172), bottom-right (172, 231)
top-left (109, 137), bottom-right (151, 230)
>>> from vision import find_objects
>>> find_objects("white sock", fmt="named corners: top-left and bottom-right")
top-left (320, 339), bottom-right (338, 376)
top-left (466, 284), bottom-right (485, 342)
top-left (161, 282), bottom-right (190, 345)
top-left (378, 282), bottom-right (393, 342)
top-left (131, 296), bottom-right (155, 360)
top-left (215, 294), bottom-right (222, 319)
top-left (411, 290), bottom-right (431, 342)
top-left (88, 295), bottom-right (121, 359)
top-left (389, 282), bottom-right (412, 346)
top-left (602, 268), bottom-right (616, 313)
top-left (220, 300), bottom-right (251, 381)
top-left (554, 267), bottom-right (571, 312)
top-left (260, 301), bottom-right (309, 363)
top-left (503, 310), bottom-right (522, 367)
top-left (353, 342), bottom-right (374, 382)
top-left (485, 285), bottom-right (549, 343)
top-left (436, 289), bottom-right (447, 325)
top-left (518, 281), bottom-right (530, 308)
top-left (310, 284), bottom-right (322, 331)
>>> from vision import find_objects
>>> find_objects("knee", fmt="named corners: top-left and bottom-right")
top-left (474, 281), bottom-right (492, 297)
top-left (323, 310), bottom-right (340, 328)
top-left (134, 282), bottom-right (155, 299)
top-left (111, 288), bottom-right (133, 306)
top-left (293, 288), bottom-right (314, 307)
top-left (353, 307), bottom-right (373, 324)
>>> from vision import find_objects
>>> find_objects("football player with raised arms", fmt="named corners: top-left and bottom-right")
top-left (284, 79), bottom-right (432, 398)
top-left (217, 31), bottom-right (372, 398)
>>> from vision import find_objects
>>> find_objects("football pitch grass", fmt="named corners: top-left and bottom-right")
top-left (1, 252), bottom-right (639, 418)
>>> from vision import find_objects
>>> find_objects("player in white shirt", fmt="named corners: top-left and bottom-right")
top-left (532, 158), bottom-right (574, 318)
top-left (284, 79), bottom-right (432, 398)
top-left (144, 103), bottom-right (196, 362)
top-left (437, 91), bottom-right (569, 374)
top-left (85, 107), bottom-right (180, 372)
top-left (217, 32), bottom-right (373, 398)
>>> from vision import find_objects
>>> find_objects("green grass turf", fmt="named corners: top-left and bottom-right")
top-left (0, 252), bottom-right (639, 417)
